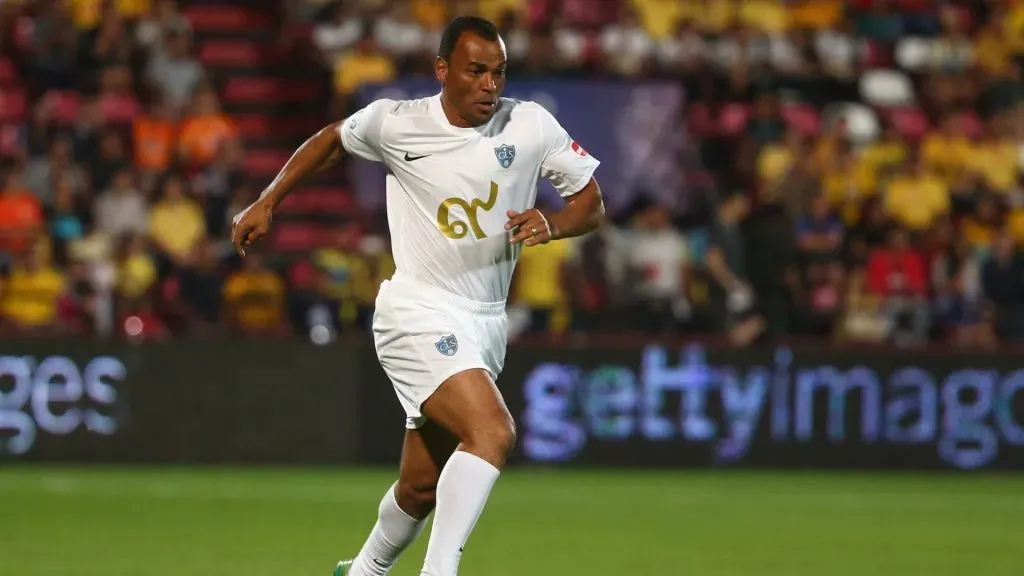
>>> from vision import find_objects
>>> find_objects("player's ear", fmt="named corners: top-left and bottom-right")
top-left (435, 57), bottom-right (447, 84)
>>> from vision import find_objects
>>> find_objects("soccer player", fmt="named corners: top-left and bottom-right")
top-left (230, 16), bottom-right (604, 576)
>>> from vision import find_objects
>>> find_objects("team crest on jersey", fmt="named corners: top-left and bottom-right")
top-left (435, 333), bottom-right (458, 356)
top-left (494, 144), bottom-right (516, 169)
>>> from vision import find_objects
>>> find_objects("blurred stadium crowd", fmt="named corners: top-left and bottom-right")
top-left (0, 0), bottom-right (1023, 348)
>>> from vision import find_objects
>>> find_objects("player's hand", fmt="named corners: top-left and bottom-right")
top-left (505, 209), bottom-right (553, 247)
top-left (231, 198), bottom-right (274, 256)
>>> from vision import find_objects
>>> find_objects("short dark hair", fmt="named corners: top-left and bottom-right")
top-left (438, 16), bottom-right (499, 62)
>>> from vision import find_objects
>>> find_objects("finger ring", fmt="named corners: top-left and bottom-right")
top-left (530, 226), bottom-right (537, 237)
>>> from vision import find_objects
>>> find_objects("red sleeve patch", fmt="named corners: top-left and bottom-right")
top-left (571, 141), bottom-right (588, 157)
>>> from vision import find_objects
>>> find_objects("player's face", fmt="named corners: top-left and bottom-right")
top-left (437, 32), bottom-right (507, 127)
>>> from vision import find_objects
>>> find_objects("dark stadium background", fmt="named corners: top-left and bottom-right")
top-left (0, 1), bottom-right (1021, 575)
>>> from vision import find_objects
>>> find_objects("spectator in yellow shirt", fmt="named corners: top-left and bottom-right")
top-left (1008, 209), bottom-right (1024, 247)
top-left (692, 0), bottom-right (735, 33)
top-left (740, 0), bottom-right (789, 34)
top-left (70, 0), bottom-right (151, 29)
top-left (884, 156), bottom-right (950, 231)
top-left (961, 195), bottom-right (1003, 254)
top-left (334, 35), bottom-right (397, 99)
top-left (1006, 2), bottom-right (1024, 52)
top-left (631, 0), bottom-right (686, 40)
top-left (788, 0), bottom-right (843, 30)
top-left (513, 236), bottom-right (574, 333)
top-left (921, 116), bottom-right (974, 188)
top-left (223, 253), bottom-right (286, 334)
top-left (821, 142), bottom-right (869, 224)
top-left (313, 225), bottom-right (375, 327)
top-left (757, 128), bottom-right (803, 191)
top-left (412, 0), bottom-right (448, 30)
top-left (116, 234), bottom-right (157, 302)
top-left (856, 125), bottom-right (908, 195)
top-left (974, 18), bottom-right (1013, 76)
top-left (475, 0), bottom-right (525, 26)
top-left (148, 175), bottom-right (206, 267)
top-left (1, 241), bottom-right (65, 332)
top-left (968, 124), bottom-right (1020, 194)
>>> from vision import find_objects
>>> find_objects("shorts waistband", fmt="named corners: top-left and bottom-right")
top-left (388, 272), bottom-right (506, 316)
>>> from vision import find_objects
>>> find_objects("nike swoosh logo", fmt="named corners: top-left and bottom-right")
top-left (405, 152), bottom-right (431, 161)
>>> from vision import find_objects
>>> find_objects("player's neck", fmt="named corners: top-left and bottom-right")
top-left (439, 94), bottom-right (474, 129)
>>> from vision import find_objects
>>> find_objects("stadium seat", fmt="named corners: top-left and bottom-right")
top-left (884, 107), bottom-right (931, 139)
top-left (279, 188), bottom-right (355, 215)
top-left (223, 77), bottom-right (320, 104)
top-left (860, 69), bottom-right (915, 107)
top-left (46, 90), bottom-right (80, 125)
top-left (781, 103), bottom-right (821, 135)
top-left (99, 93), bottom-right (139, 125)
top-left (0, 89), bottom-right (27, 122)
top-left (0, 59), bottom-right (15, 85)
top-left (272, 223), bottom-right (336, 252)
top-left (234, 113), bottom-right (325, 139)
top-left (949, 110), bottom-right (984, 139)
top-left (0, 124), bottom-right (21, 157)
top-left (243, 150), bottom-right (291, 177)
top-left (198, 41), bottom-right (265, 67)
top-left (181, 5), bottom-right (272, 31)
top-left (287, 260), bottom-right (318, 290)
top-left (861, 40), bottom-right (894, 68)
top-left (719, 103), bottom-right (751, 137)
top-left (234, 114), bottom-right (273, 138)
top-left (686, 103), bottom-right (717, 137)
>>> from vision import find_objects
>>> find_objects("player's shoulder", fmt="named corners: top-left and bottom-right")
top-left (363, 96), bottom-right (434, 120)
top-left (496, 98), bottom-right (562, 137)
top-left (499, 98), bottom-right (554, 120)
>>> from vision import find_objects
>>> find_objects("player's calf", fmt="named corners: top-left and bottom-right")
top-left (394, 420), bottom-right (461, 519)
top-left (417, 369), bottom-right (513, 575)
top-left (395, 476), bottom-right (439, 519)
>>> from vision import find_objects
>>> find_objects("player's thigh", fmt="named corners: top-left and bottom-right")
top-left (420, 367), bottom-right (515, 449)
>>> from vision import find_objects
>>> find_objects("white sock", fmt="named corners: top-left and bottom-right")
top-left (420, 451), bottom-right (501, 576)
top-left (349, 482), bottom-right (427, 576)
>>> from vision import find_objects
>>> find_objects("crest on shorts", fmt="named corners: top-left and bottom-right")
top-left (494, 144), bottom-right (516, 169)
top-left (435, 333), bottom-right (458, 356)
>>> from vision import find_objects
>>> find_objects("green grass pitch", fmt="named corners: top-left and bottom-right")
top-left (0, 467), bottom-right (1020, 575)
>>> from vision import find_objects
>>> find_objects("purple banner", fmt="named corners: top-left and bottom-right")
top-left (352, 80), bottom-right (688, 216)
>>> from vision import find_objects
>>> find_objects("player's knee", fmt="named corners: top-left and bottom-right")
top-left (471, 414), bottom-right (517, 461)
top-left (396, 478), bottom-right (437, 519)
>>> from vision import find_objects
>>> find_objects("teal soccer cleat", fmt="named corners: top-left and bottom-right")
top-left (333, 560), bottom-right (353, 576)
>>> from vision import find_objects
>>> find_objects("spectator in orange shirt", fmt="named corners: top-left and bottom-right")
top-left (133, 96), bottom-right (178, 182)
top-left (178, 86), bottom-right (240, 169)
top-left (0, 167), bottom-right (44, 261)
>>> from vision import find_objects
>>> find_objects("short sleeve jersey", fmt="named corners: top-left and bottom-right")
top-left (338, 94), bottom-right (600, 302)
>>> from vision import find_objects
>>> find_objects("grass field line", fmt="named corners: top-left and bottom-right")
top-left (0, 472), bottom-right (1021, 512)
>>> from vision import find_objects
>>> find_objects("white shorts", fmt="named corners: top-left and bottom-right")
top-left (372, 272), bottom-right (508, 430)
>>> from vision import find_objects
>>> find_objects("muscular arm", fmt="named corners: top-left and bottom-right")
top-left (257, 122), bottom-right (347, 208)
top-left (544, 178), bottom-right (605, 240)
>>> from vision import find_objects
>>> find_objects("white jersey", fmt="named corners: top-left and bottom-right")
top-left (338, 93), bottom-right (600, 303)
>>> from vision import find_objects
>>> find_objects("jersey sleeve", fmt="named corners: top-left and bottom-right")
top-left (337, 98), bottom-right (395, 162)
top-left (537, 105), bottom-right (601, 197)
